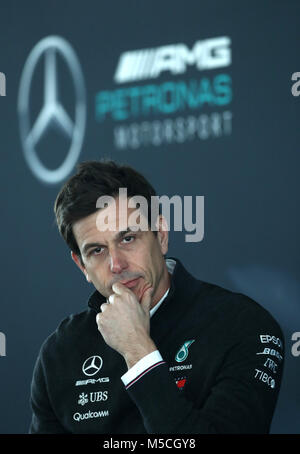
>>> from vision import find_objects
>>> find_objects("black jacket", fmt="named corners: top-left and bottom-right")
top-left (29, 258), bottom-right (284, 434)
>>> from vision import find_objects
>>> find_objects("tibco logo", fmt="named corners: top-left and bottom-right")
top-left (114, 36), bottom-right (231, 83)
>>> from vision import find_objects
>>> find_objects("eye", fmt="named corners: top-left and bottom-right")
top-left (91, 247), bottom-right (105, 256)
top-left (122, 235), bottom-right (135, 244)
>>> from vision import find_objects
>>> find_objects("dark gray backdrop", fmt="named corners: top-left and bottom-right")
top-left (0, 0), bottom-right (299, 433)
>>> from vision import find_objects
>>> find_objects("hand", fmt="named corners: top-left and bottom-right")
top-left (96, 283), bottom-right (157, 368)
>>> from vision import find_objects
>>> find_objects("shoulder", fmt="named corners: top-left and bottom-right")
top-left (174, 259), bottom-right (283, 340)
top-left (193, 279), bottom-right (283, 341)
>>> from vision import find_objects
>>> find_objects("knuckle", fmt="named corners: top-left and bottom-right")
top-left (100, 303), bottom-right (108, 312)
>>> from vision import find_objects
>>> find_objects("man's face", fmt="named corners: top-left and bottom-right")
top-left (72, 196), bottom-right (169, 306)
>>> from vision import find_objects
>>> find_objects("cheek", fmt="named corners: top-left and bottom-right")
top-left (87, 265), bottom-right (109, 290)
top-left (134, 253), bottom-right (153, 280)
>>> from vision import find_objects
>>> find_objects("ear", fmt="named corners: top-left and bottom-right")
top-left (71, 251), bottom-right (91, 283)
top-left (155, 215), bottom-right (169, 255)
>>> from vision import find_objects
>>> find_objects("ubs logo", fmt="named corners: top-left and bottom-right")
top-left (78, 391), bottom-right (108, 406)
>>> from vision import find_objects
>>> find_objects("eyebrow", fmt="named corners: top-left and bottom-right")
top-left (82, 242), bottom-right (103, 256)
top-left (81, 228), bottom-right (138, 255)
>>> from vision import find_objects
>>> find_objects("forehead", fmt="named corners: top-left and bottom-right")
top-left (72, 196), bottom-right (148, 244)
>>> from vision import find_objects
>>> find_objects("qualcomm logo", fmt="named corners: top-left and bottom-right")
top-left (82, 355), bottom-right (103, 377)
top-left (18, 36), bottom-right (86, 184)
top-left (114, 36), bottom-right (231, 84)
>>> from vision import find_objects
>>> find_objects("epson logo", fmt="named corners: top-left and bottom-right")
top-left (114, 36), bottom-right (231, 84)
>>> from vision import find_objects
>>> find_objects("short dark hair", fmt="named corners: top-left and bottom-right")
top-left (54, 160), bottom-right (157, 258)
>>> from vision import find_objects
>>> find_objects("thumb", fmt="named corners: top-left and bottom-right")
top-left (140, 286), bottom-right (154, 313)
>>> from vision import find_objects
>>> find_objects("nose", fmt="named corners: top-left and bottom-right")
top-left (109, 248), bottom-right (128, 274)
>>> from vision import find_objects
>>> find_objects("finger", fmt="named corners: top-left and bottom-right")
top-left (112, 282), bottom-right (126, 295)
top-left (100, 302), bottom-right (110, 312)
top-left (96, 313), bottom-right (100, 325)
top-left (108, 294), bottom-right (115, 304)
top-left (140, 287), bottom-right (153, 313)
top-left (96, 312), bottom-right (102, 329)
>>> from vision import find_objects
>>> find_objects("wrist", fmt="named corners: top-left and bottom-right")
top-left (123, 338), bottom-right (157, 369)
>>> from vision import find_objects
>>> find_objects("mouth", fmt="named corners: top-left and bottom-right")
top-left (120, 277), bottom-right (141, 289)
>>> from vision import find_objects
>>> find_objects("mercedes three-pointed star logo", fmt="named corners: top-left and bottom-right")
top-left (82, 355), bottom-right (103, 377)
top-left (18, 35), bottom-right (86, 184)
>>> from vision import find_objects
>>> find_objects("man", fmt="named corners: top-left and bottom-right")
top-left (29, 160), bottom-right (284, 434)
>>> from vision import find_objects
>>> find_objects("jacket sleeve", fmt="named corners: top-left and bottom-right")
top-left (29, 348), bottom-right (68, 434)
top-left (124, 306), bottom-right (285, 434)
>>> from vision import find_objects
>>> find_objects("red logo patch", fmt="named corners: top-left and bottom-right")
top-left (175, 378), bottom-right (187, 390)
